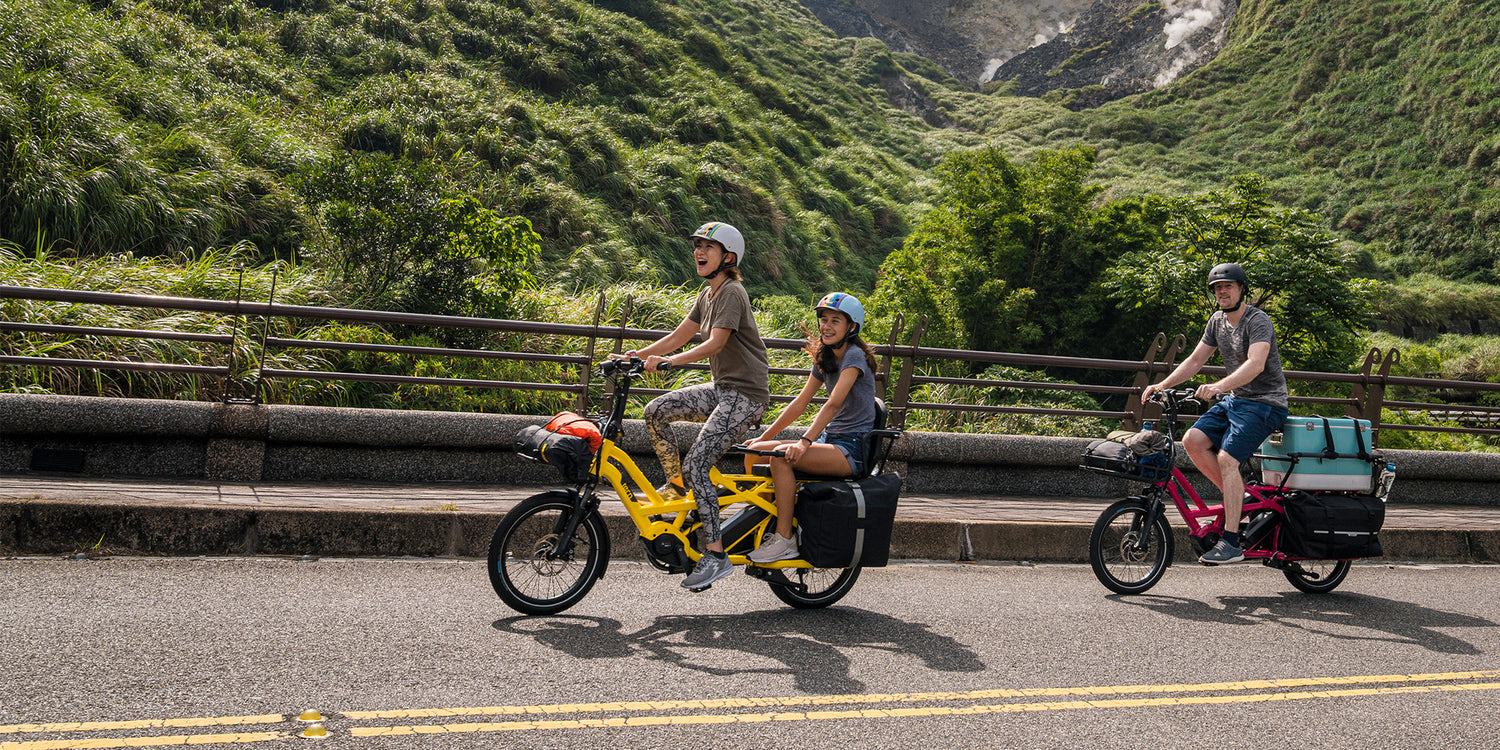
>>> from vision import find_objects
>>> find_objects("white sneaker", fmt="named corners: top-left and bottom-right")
top-left (748, 533), bottom-right (799, 563)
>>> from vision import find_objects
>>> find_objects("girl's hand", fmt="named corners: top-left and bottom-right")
top-left (783, 439), bottom-right (808, 464)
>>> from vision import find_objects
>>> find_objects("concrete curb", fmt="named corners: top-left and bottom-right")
top-left (3, 499), bottom-right (1496, 564)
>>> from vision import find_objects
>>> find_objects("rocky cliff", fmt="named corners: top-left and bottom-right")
top-left (801, 0), bottom-right (1238, 107)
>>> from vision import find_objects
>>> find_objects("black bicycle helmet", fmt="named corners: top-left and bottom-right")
top-left (1206, 262), bottom-right (1249, 290)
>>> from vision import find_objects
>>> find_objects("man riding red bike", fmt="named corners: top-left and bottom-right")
top-left (1141, 262), bottom-right (1289, 565)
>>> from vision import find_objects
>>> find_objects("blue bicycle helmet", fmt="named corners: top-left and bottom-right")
top-left (815, 292), bottom-right (865, 332)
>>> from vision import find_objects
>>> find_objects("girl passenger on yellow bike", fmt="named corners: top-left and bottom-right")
top-left (741, 292), bottom-right (878, 563)
top-left (613, 221), bottom-right (771, 591)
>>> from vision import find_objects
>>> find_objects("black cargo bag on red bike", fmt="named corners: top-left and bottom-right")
top-left (513, 413), bottom-right (601, 484)
top-left (1080, 438), bottom-right (1172, 482)
top-left (794, 473), bottom-right (902, 568)
top-left (1280, 491), bottom-right (1385, 559)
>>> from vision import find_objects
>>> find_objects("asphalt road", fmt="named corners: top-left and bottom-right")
top-left (3, 557), bottom-right (1499, 749)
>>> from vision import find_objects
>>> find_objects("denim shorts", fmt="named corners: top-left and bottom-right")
top-left (817, 431), bottom-right (867, 477)
top-left (1190, 396), bottom-right (1288, 463)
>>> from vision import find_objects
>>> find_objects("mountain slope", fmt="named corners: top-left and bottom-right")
top-left (993, 0), bottom-right (1500, 281)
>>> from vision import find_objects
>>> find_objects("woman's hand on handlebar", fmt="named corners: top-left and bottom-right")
top-left (643, 354), bottom-right (673, 373)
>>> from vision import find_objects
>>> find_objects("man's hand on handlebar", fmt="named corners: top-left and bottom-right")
top-left (1142, 383), bottom-right (1203, 406)
top-left (1193, 382), bottom-right (1227, 402)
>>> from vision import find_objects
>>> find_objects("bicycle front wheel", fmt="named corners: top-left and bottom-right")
top-left (1089, 498), bottom-right (1174, 595)
top-left (487, 492), bottom-right (608, 615)
top-left (769, 565), bottom-right (862, 609)
top-left (1283, 559), bottom-right (1352, 594)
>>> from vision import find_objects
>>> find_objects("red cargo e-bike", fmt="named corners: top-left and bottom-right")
top-left (1083, 388), bottom-right (1391, 595)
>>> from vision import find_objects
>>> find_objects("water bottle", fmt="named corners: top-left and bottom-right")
top-left (1375, 462), bottom-right (1396, 502)
top-left (1241, 510), bottom-right (1277, 549)
top-left (1141, 420), bottom-right (1155, 433)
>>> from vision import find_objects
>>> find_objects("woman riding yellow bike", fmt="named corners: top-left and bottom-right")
top-left (612, 221), bottom-right (770, 591)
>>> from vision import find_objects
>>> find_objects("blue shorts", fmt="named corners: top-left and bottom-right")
top-left (817, 432), bottom-right (866, 477)
top-left (1189, 396), bottom-right (1288, 464)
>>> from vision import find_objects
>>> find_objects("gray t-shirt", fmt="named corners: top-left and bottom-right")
top-left (1201, 305), bottom-right (1289, 409)
top-left (812, 346), bottom-right (877, 434)
top-left (687, 280), bottom-right (770, 405)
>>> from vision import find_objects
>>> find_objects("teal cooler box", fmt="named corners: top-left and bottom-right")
top-left (1259, 416), bottom-right (1374, 492)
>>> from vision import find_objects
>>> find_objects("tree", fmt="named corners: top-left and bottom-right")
top-left (869, 145), bottom-right (1114, 357)
top-left (1101, 175), bottom-right (1376, 371)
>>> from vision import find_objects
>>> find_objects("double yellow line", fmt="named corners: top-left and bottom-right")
top-left (5, 671), bottom-right (1497, 748)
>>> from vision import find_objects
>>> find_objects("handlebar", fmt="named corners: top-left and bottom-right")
top-left (1146, 387), bottom-right (1204, 408)
top-left (732, 444), bottom-right (792, 456)
top-left (599, 356), bottom-right (673, 377)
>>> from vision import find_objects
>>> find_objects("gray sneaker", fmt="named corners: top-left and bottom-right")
top-left (748, 533), bottom-right (799, 564)
top-left (682, 552), bottom-right (735, 590)
top-left (1199, 538), bottom-right (1245, 565)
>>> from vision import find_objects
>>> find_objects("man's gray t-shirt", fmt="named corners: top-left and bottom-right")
top-left (1201, 305), bottom-right (1289, 410)
top-left (812, 346), bottom-right (876, 434)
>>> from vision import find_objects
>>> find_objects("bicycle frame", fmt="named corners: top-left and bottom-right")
top-left (1148, 467), bottom-right (1291, 560)
top-left (568, 358), bottom-right (813, 570)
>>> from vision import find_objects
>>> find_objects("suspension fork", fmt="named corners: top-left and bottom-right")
top-left (1133, 489), bottom-right (1168, 553)
top-left (546, 482), bottom-right (602, 560)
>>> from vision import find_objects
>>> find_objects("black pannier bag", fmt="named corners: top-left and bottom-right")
top-left (1080, 439), bottom-right (1172, 482)
top-left (794, 472), bottom-right (902, 568)
top-left (513, 425), bottom-right (596, 483)
top-left (1280, 491), bottom-right (1385, 559)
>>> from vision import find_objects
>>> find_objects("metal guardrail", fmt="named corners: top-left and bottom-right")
top-left (3, 284), bottom-right (1499, 444)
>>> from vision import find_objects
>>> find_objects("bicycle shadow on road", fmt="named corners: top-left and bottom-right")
top-left (492, 607), bottom-right (985, 694)
top-left (1112, 592), bottom-right (1495, 655)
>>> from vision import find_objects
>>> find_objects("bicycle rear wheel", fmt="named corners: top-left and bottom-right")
top-left (769, 565), bottom-right (862, 609)
top-left (487, 491), bottom-right (608, 615)
top-left (1283, 559), bottom-right (1352, 594)
top-left (1089, 498), bottom-right (1174, 595)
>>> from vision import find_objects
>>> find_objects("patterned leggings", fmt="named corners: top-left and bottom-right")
top-left (644, 382), bottom-right (766, 544)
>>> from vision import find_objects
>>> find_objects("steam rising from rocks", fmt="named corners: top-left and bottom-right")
top-left (1163, 0), bottom-right (1224, 49)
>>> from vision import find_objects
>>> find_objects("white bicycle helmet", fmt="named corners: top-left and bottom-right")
top-left (691, 221), bottom-right (745, 266)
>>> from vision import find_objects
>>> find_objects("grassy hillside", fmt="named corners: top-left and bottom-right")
top-left (3, 0), bottom-right (1497, 322)
top-left (974, 0), bottom-right (1500, 283)
top-left (0, 0), bottom-right (1004, 299)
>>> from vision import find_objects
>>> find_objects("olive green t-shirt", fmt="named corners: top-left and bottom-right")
top-left (687, 281), bottom-right (770, 405)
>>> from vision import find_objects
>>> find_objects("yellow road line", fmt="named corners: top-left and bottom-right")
top-left (348, 682), bottom-right (1500, 736)
top-left (342, 670), bottom-right (1500, 719)
top-left (0, 732), bottom-right (283, 750)
top-left (0, 718), bottom-right (283, 736)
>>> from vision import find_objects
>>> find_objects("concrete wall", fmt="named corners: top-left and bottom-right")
top-left (3, 393), bottom-right (1498, 506)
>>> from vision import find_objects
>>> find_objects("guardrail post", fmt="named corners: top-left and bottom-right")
top-left (878, 313), bottom-right (905, 403)
top-left (600, 296), bottom-right (632, 411)
top-left (578, 291), bottom-right (606, 412)
top-left (1346, 348), bottom-right (1379, 423)
top-left (1366, 348), bottom-right (1398, 447)
top-left (1124, 333), bottom-right (1168, 431)
top-left (890, 315), bottom-right (926, 430)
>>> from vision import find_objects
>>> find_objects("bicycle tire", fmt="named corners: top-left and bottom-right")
top-left (769, 565), bottom-right (862, 609)
top-left (487, 492), bottom-right (608, 616)
top-left (1283, 559), bottom-right (1352, 594)
top-left (1089, 498), bottom-right (1174, 595)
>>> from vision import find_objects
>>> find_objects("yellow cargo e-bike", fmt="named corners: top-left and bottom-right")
top-left (488, 357), bottom-right (900, 615)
